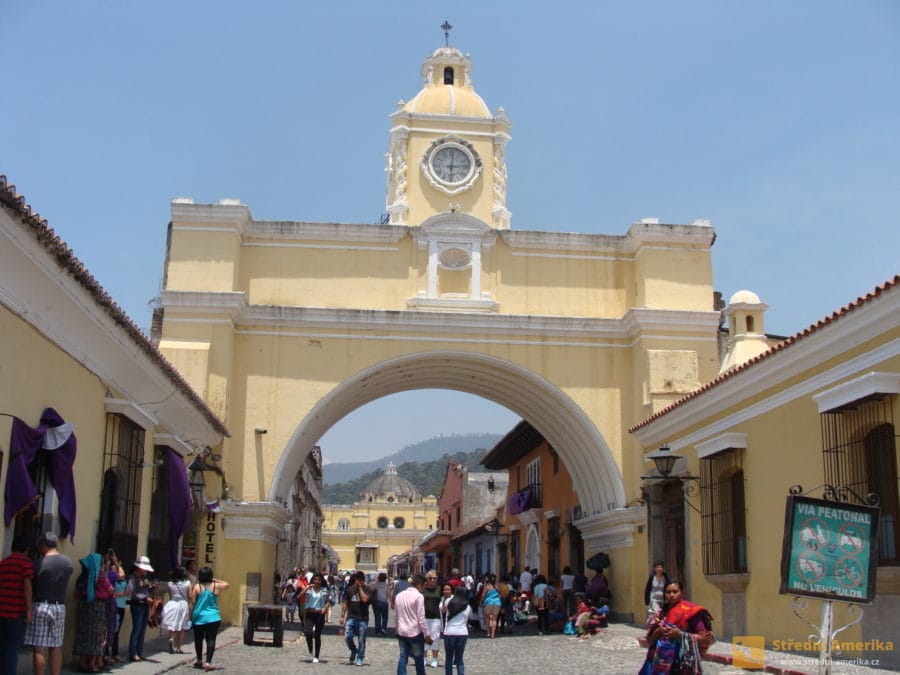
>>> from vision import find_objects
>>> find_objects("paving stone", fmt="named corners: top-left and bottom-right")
top-left (62, 609), bottom-right (893, 675)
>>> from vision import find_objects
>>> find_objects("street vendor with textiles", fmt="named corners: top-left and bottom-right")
top-left (639, 580), bottom-right (714, 675)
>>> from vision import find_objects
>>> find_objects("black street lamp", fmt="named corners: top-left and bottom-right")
top-left (485, 517), bottom-right (509, 545)
top-left (188, 456), bottom-right (214, 507)
top-left (641, 444), bottom-right (701, 513)
top-left (645, 444), bottom-right (679, 477)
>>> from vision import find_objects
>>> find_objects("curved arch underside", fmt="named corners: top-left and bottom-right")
top-left (269, 351), bottom-right (626, 520)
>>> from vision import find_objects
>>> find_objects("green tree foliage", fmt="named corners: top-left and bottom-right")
top-left (323, 448), bottom-right (490, 504)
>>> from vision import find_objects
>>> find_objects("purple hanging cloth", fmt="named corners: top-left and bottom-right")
top-left (507, 486), bottom-right (533, 516)
top-left (41, 408), bottom-right (78, 542)
top-left (3, 409), bottom-right (78, 542)
top-left (166, 447), bottom-right (193, 570)
top-left (4, 417), bottom-right (44, 526)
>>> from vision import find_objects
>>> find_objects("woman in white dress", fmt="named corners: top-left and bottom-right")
top-left (162, 566), bottom-right (192, 653)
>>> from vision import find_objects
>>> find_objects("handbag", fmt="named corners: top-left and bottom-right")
top-left (677, 632), bottom-right (703, 675)
top-left (563, 619), bottom-right (576, 635)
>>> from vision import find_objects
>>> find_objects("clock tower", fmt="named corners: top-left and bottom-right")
top-left (386, 39), bottom-right (511, 229)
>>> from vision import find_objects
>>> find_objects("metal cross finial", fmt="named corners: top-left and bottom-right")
top-left (441, 20), bottom-right (452, 46)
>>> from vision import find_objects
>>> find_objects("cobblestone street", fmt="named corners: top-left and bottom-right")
top-left (82, 608), bottom-right (893, 675)
top-left (158, 619), bottom-right (731, 675)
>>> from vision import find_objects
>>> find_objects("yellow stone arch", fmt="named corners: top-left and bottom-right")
top-left (270, 350), bottom-right (626, 521)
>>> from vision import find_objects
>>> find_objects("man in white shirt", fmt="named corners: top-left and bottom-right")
top-left (519, 568), bottom-right (534, 598)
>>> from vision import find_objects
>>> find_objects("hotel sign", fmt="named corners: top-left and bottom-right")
top-left (780, 495), bottom-right (879, 603)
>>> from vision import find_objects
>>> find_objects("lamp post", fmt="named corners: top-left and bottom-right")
top-left (641, 444), bottom-right (701, 513)
top-left (645, 444), bottom-right (679, 477)
top-left (485, 517), bottom-right (509, 576)
top-left (188, 456), bottom-right (213, 507)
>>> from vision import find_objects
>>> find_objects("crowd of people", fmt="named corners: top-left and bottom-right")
top-left (0, 532), bottom-right (229, 675)
top-left (268, 563), bottom-right (626, 673)
top-left (1, 539), bottom-right (714, 675)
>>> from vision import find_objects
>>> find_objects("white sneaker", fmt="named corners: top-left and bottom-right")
top-left (312, 657), bottom-right (319, 663)
top-left (431, 660), bottom-right (438, 668)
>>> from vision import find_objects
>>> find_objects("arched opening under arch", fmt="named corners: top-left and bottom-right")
top-left (270, 351), bottom-right (640, 552)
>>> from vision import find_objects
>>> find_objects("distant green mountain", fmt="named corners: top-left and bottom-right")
top-left (322, 432), bottom-right (504, 485)
top-left (323, 448), bottom-right (492, 505)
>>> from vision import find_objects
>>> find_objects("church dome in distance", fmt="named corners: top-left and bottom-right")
top-left (403, 46), bottom-right (492, 118)
top-left (360, 462), bottom-right (422, 504)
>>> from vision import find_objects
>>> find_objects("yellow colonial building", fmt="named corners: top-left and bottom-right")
top-left (155, 39), bottom-right (720, 624)
top-left (321, 463), bottom-right (438, 574)
top-left (0, 176), bottom-right (227, 655)
top-left (631, 279), bottom-right (899, 668)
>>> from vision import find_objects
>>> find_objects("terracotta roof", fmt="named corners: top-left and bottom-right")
top-left (450, 516), bottom-right (498, 543)
top-left (0, 175), bottom-right (229, 437)
top-left (480, 419), bottom-right (544, 470)
top-left (630, 275), bottom-right (899, 432)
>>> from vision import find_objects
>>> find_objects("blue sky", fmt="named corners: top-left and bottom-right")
top-left (3, 2), bottom-right (898, 463)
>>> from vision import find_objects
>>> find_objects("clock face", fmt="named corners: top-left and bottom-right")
top-left (431, 146), bottom-right (472, 184)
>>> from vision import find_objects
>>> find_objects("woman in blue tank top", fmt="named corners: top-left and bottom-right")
top-left (189, 567), bottom-right (230, 671)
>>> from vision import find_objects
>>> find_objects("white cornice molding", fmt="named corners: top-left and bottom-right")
top-left (105, 398), bottom-right (158, 430)
top-left (232, 305), bottom-right (715, 342)
top-left (695, 433), bottom-right (748, 459)
top-left (575, 505), bottom-right (645, 551)
top-left (625, 221), bottom-right (716, 248)
top-left (633, 290), bottom-right (899, 446)
top-left (246, 221), bottom-right (407, 244)
top-left (220, 501), bottom-right (293, 545)
top-left (501, 222), bottom-right (715, 254)
top-left (414, 213), bottom-right (498, 247)
top-left (0, 210), bottom-right (225, 449)
top-left (160, 301), bottom-right (718, 348)
top-left (171, 202), bottom-right (250, 231)
top-left (244, 241), bottom-right (400, 252)
top-left (813, 371), bottom-right (900, 413)
top-left (161, 291), bottom-right (247, 318)
top-left (502, 230), bottom-right (631, 253)
top-left (623, 308), bottom-right (721, 335)
top-left (388, 118), bottom-right (502, 131)
top-left (515, 509), bottom-right (541, 527)
top-left (406, 297), bottom-right (500, 313)
top-left (152, 433), bottom-right (194, 457)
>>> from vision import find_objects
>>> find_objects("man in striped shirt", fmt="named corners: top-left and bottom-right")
top-left (0, 536), bottom-right (34, 675)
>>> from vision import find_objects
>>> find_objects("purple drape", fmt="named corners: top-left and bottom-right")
top-left (4, 418), bottom-right (43, 526)
top-left (42, 408), bottom-right (77, 542)
top-left (166, 447), bottom-right (193, 570)
top-left (3, 408), bottom-right (78, 541)
top-left (507, 486), bottom-right (533, 516)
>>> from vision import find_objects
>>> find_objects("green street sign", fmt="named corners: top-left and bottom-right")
top-left (780, 495), bottom-right (879, 604)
